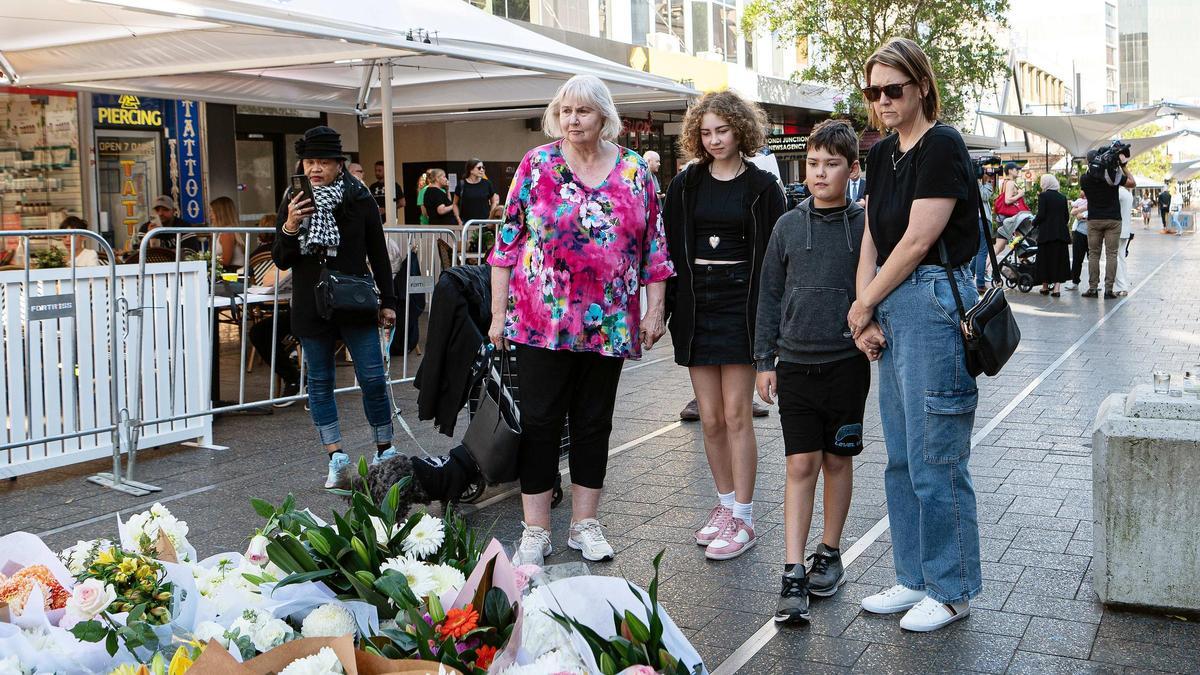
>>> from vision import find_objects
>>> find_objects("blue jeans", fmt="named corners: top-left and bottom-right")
top-left (973, 224), bottom-right (989, 288)
top-left (875, 264), bottom-right (983, 604)
top-left (300, 324), bottom-right (393, 447)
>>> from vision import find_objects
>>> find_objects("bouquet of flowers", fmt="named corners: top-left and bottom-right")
top-left (122, 505), bottom-right (196, 563)
top-left (67, 546), bottom-right (176, 657)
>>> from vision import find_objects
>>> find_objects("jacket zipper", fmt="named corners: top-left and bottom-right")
top-left (682, 179), bottom-right (696, 360)
top-left (746, 192), bottom-right (761, 357)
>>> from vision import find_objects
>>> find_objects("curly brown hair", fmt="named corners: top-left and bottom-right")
top-left (678, 90), bottom-right (768, 164)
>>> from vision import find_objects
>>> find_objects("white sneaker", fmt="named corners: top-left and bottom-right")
top-left (568, 518), bottom-right (615, 561)
top-left (1063, 281), bottom-right (1078, 290)
top-left (861, 584), bottom-right (926, 614)
top-left (512, 522), bottom-right (552, 566)
top-left (899, 596), bottom-right (970, 632)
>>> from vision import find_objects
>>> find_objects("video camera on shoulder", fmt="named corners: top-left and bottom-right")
top-left (1087, 140), bottom-right (1131, 181)
top-left (972, 155), bottom-right (1002, 179)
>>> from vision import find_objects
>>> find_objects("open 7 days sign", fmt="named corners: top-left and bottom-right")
top-left (28, 294), bottom-right (75, 321)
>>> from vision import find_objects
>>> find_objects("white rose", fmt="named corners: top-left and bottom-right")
top-left (244, 534), bottom-right (270, 566)
top-left (65, 579), bottom-right (116, 619)
top-left (194, 620), bottom-right (229, 648)
top-left (301, 603), bottom-right (357, 638)
top-left (251, 617), bottom-right (294, 652)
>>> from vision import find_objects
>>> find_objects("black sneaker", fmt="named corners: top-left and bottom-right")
top-left (1103, 290), bottom-right (1118, 299)
top-left (272, 382), bottom-right (302, 408)
top-left (774, 567), bottom-right (810, 624)
top-left (1082, 288), bottom-right (1099, 298)
top-left (806, 543), bottom-right (846, 597)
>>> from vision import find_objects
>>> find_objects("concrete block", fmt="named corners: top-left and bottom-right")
top-left (1092, 387), bottom-right (1200, 612)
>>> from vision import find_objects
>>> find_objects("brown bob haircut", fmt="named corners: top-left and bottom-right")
top-left (678, 89), bottom-right (768, 163)
top-left (862, 37), bottom-right (941, 131)
top-left (807, 119), bottom-right (859, 165)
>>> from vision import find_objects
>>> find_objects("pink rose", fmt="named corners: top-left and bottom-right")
top-left (616, 667), bottom-right (657, 675)
top-left (60, 579), bottom-right (116, 628)
top-left (513, 564), bottom-right (542, 594)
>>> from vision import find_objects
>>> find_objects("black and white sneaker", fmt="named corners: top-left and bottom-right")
top-left (774, 567), bottom-right (810, 624)
top-left (806, 543), bottom-right (846, 597)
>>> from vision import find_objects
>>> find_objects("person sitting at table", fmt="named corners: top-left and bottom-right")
top-left (138, 195), bottom-right (203, 252)
top-left (247, 265), bottom-right (301, 407)
top-left (210, 196), bottom-right (247, 272)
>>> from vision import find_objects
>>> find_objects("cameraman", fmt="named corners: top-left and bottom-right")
top-left (1079, 144), bottom-right (1135, 299)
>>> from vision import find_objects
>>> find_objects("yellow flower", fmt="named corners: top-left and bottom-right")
top-left (116, 558), bottom-right (140, 580)
top-left (95, 548), bottom-right (117, 566)
top-left (136, 563), bottom-right (157, 581)
top-left (168, 643), bottom-right (198, 675)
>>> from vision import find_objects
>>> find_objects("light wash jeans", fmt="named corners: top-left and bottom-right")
top-left (973, 224), bottom-right (990, 288)
top-left (300, 323), bottom-right (393, 447)
top-left (875, 263), bottom-right (983, 604)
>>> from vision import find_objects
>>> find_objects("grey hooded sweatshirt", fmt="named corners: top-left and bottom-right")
top-left (754, 197), bottom-right (865, 371)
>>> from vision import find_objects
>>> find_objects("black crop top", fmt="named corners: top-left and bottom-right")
top-left (693, 168), bottom-right (750, 261)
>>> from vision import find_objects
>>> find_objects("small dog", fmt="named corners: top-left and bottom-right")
top-left (337, 444), bottom-right (481, 511)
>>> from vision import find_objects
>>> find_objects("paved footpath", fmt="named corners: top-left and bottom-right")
top-left (3, 229), bottom-right (1198, 673)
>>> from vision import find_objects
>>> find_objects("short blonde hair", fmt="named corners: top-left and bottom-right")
top-left (863, 38), bottom-right (941, 131)
top-left (678, 89), bottom-right (768, 164)
top-left (1040, 173), bottom-right (1060, 191)
top-left (542, 75), bottom-right (622, 142)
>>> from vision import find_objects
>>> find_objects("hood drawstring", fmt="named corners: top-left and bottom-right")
top-left (805, 207), bottom-right (813, 251)
top-left (843, 209), bottom-right (853, 252)
top-left (802, 202), bottom-right (857, 253)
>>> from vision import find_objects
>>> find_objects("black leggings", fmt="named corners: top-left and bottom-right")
top-left (513, 343), bottom-right (624, 494)
top-left (1070, 230), bottom-right (1089, 284)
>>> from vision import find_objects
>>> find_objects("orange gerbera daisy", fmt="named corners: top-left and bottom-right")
top-left (438, 606), bottom-right (479, 640)
top-left (474, 644), bottom-right (498, 670)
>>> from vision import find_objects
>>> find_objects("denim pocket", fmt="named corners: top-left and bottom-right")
top-left (923, 389), bottom-right (978, 464)
top-left (928, 276), bottom-right (961, 328)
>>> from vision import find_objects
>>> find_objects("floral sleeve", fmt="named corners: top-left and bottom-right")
top-left (639, 163), bottom-right (674, 284)
top-left (488, 150), bottom-right (533, 268)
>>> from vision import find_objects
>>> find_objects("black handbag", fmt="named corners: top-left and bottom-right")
top-left (313, 252), bottom-right (380, 321)
top-left (937, 190), bottom-right (1021, 377)
top-left (462, 347), bottom-right (522, 484)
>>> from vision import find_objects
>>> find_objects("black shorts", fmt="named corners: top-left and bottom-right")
top-left (777, 354), bottom-right (870, 456)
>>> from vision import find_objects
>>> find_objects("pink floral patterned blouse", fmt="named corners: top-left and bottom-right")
top-left (488, 141), bottom-right (674, 358)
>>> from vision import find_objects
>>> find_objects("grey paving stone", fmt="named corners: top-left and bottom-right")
top-left (1002, 592), bottom-right (1104, 624)
top-left (762, 631), bottom-right (870, 667)
top-left (1088, 636), bottom-right (1200, 673)
top-left (959, 608), bottom-right (1032, 638)
top-left (1014, 566), bottom-right (1085, 599)
top-left (1006, 650), bottom-right (1123, 674)
top-left (1009, 527), bottom-right (1075, 554)
top-left (1017, 616), bottom-right (1099, 659)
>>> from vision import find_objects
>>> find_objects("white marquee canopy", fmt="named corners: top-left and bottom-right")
top-left (980, 107), bottom-right (1163, 157)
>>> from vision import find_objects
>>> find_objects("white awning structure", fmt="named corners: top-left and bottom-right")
top-left (1166, 160), bottom-right (1200, 182)
top-left (1163, 102), bottom-right (1200, 121)
top-left (1130, 175), bottom-right (1166, 190)
top-left (1125, 130), bottom-right (1189, 161)
top-left (979, 107), bottom-right (1163, 157)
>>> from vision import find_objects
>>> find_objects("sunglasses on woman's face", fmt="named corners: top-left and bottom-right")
top-left (861, 80), bottom-right (915, 102)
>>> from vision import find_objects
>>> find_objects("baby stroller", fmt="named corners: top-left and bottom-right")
top-left (996, 212), bottom-right (1039, 293)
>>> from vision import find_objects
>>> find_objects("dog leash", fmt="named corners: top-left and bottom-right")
top-left (382, 326), bottom-right (433, 460)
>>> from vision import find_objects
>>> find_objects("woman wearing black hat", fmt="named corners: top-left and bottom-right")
top-left (273, 126), bottom-right (399, 488)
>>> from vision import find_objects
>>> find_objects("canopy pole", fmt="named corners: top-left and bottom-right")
top-left (0, 50), bottom-right (19, 84)
top-left (381, 60), bottom-right (397, 227)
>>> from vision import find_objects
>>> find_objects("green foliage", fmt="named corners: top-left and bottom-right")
top-left (1124, 123), bottom-right (1171, 182)
top-left (69, 547), bottom-right (175, 658)
top-left (31, 245), bottom-right (67, 269)
top-left (742, 0), bottom-right (1011, 127)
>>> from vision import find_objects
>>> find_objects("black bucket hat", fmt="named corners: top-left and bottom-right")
top-left (295, 126), bottom-right (345, 160)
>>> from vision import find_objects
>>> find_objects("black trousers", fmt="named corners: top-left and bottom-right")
top-left (248, 310), bottom-right (299, 385)
top-left (1070, 230), bottom-right (1089, 284)
top-left (1160, 207), bottom-right (1169, 227)
top-left (513, 343), bottom-right (624, 494)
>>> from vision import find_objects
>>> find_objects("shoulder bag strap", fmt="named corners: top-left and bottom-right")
top-left (937, 238), bottom-right (970, 325)
top-left (977, 190), bottom-right (1002, 285)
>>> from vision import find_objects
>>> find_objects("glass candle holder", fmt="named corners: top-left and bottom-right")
top-left (1153, 371), bottom-right (1171, 394)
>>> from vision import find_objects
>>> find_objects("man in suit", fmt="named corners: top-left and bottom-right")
top-left (845, 165), bottom-right (866, 206)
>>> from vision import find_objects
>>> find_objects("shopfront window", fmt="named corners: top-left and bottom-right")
top-left (631, 0), bottom-right (650, 44)
top-left (543, 0), bottom-right (590, 33)
top-left (655, 0), bottom-right (685, 51)
top-left (691, 1), bottom-right (708, 54)
top-left (0, 90), bottom-right (84, 257)
top-left (711, 0), bottom-right (738, 63)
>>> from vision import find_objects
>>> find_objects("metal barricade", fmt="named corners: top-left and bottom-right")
top-left (0, 230), bottom-right (126, 488)
top-left (460, 219), bottom-right (500, 264)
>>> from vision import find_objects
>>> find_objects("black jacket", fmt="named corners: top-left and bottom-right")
top-left (414, 265), bottom-right (492, 436)
top-left (1032, 189), bottom-right (1071, 244)
top-left (272, 174), bottom-right (397, 338)
top-left (662, 161), bottom-right (788, 366)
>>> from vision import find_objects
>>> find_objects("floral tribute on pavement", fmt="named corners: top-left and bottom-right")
top-left (0, 460), bottom-right (704, 674)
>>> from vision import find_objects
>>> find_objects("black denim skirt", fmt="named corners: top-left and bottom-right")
top-left (682, 262), bottom-right (753, 366)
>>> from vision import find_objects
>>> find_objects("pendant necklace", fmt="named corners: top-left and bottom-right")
top-left (891, 145), bottom-right (911, 172)
top-left (708, 161), bottom-right (745, 250)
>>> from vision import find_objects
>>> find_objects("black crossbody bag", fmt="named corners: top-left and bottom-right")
top-left (313, 251), bottom-right (380, 321)
top-left (936, 187), bottom-right (1021, 377)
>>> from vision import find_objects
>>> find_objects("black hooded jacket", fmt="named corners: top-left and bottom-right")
top-left (662, 161), bottom-right (788, 366)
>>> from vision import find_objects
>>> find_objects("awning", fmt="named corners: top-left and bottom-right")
top-left (1130, 175), bottom-right (1166, 190)
top-left (1166, 160), bottom-right (1200, 182)
top-left (1125, 130), bottom-right (1189, 160)
top-left (1163, 102), bottom-right (1200, 121)
top-left (979, 107), bottom-right (1163, 157)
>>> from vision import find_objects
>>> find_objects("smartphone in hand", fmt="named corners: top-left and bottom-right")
top-left (290, 174), bottom-right (316, 207)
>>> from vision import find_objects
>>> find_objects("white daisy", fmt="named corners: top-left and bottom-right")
top-left (380, 555), bottom-right (437, 599)
top-left (401, 514), bottom-right (445, 559)
top-left (428, 564), bottom-right (466, 597)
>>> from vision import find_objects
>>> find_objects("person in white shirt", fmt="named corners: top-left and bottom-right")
top-left (1113, 187), bottom-right (1134, 296)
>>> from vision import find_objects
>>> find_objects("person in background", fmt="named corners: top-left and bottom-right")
top-left (369, 160), bottom-right (405, 221)
top-left (247, 265), bottom-right (300, 406)
top-left (1079, 146), bottom-right (1135, 299)
top-left (490, 74), bottom-right (673, 566)
top-left (139, 195), bottom-right (202, 252)
top-left (60, 215), bottom-right (101, 266)
top-left (1141, 196), bottom-right (1152, 229)
top-left (250, 214), bottom-right (277, 257)
top-left (991, 162), bottom-right (1030, 256)
top-left (273, 125), bottom-right (398, 489)
top-left (663, 89), bottom-right (788, 561)
top-left (453, 158), bottom-right (498, 226)
top-left (1113, 185), bottom-right (1135, 296)
top-left (845, 163), bottom-right (866, 207)
top-left (209, 196), bottom-right (246, 272)
top-left (415, 171), bottom-right (431, 225)
top-left (1158, 187), bottom-right (1171, 230)
top-left (422, 169), bottom-right (458, 226)
top-left (851, 37), bottom-right (983, 632)
top-left (1064, 193), bottom-right (1088, 291)
top-left (1031, 174), bottom-right (1070, 297)
top-left (643, 150), bottom-right (664, 204)
top-left (348, 163), bottom-right (365, 182)
top-left (974, 171), bottom-right (994, 293)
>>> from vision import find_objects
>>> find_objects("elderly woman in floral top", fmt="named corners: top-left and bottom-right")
top-left (488, 75), bottom-right (674, 566)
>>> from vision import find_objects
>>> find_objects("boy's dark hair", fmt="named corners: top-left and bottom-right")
top-left (807, 119), bottom-right (859, 165)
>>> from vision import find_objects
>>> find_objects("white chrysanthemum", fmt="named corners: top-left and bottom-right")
top-left (519, 587), bottom-right (575, 660)
top-left (193, 620), bottom-right (229, 648)
top-left (401, 514), bottom-right (444, 559)
top-left (301, 603), bottom-right (357, 638)
top-left (127, 504), bottom-right (192, 561)
top-left (278, 646), bottom-right (344, 675)
top-left (499, 649), bottom-right (584, 675)
top-left (380, 555), bottom-right (436, 599)
top-left (251, 617), bottom-right (294, 653)
top-left (0, 655), bottom-right (26, 675)
top-left (428, 564), bottom-right (466, 597)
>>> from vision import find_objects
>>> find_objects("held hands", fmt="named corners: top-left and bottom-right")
top-left (284, 192), bottom-right (313, 233)
top-left (487, 316), bottom-right (508, 353)
top-left (640, 310), bottom-right (666, 350)
top-left (855, 321), bottom-right (887, 362)
top-left (756, 370), bottom-right (777, 405)
top-left (378, 308), bottom-right (396, 329)
top-left (847, 299), bottom-right (876, 339)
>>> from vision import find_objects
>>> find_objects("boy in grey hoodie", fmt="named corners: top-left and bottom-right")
top-left (755, 119), bottom-right (883, 625)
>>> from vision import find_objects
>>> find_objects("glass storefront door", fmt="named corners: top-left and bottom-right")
top-left (96, 131), bottom-right (161, 251)
top-left (235, 138), bottom-right (276, 222)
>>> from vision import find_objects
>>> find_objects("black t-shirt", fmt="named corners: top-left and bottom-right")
top-left (423, 186), bottom-right (455, 225)
top-left (1079, 171), bottom-right (1121, 220)
top-left (369, 181), bottom-right (404, 208)
top-left (455, 178), bottom-right (496, 223)
top-left (865, 123), bottom-right (978, 267)
top-left (1158, 190), bottom-right (1171, 209)
top-left (811, 204), bottom-right (849, 217)
top-left (693, 169), bottom-right (750, 261)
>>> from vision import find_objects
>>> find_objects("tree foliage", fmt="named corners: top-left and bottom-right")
top-left (742, 0), bottom-right (1011, 127)
top-left (1123, 123), bottom-right (1171, 183)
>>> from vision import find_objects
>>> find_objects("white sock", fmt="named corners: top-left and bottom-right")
top-left (733, 501), bottom-right (753, 527)
top-left (718, 490), bottom-right (735, 509)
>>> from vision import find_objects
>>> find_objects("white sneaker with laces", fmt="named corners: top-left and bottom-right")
top-left (512, 522), bottom-right (552, 567)
top-left (860, 584), bottom-right (926, 614)
top-left (568, 518), bottom-right (615, 561)
top-left (899, 596), bottom-right (970, 632)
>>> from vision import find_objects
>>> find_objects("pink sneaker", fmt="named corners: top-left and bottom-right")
top-left (695, 505), bottom-right (733, 546)
top-left (705, 517), bottom-right (756, 560)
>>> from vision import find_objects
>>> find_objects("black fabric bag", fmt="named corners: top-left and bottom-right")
top-left (938, 195), bottom-right (1021, 377)
top-left (314, 252), bottom-right (379, 321)
top-left (462, 348), bottom-right (522, 484)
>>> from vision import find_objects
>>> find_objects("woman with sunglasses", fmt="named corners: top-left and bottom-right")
top-left (847, 38), bottom-right (983, 632)
top-left (454, 158), bottom-right (499, 227)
